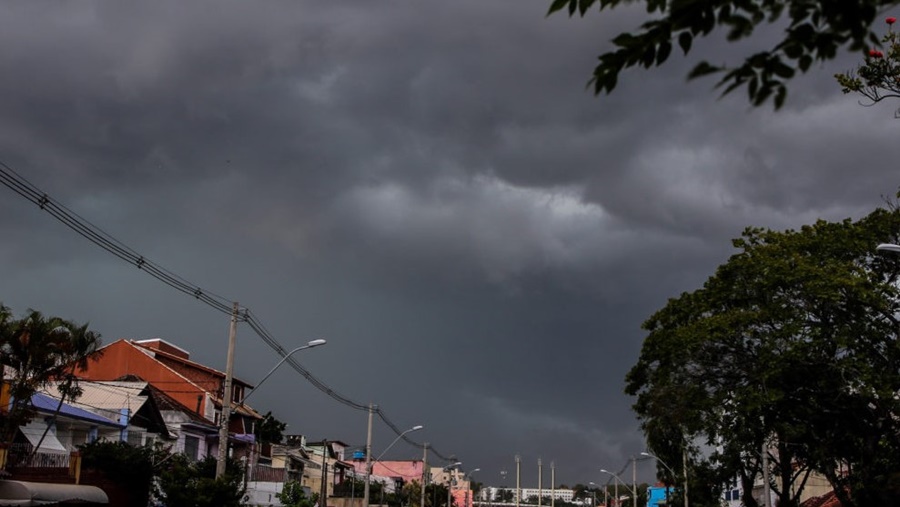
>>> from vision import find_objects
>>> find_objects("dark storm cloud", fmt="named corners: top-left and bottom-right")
top-left (2, 0), bottom-right (899, 487)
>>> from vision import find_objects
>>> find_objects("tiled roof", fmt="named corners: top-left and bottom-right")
top-left (800, 491), bottom-right (843, 507)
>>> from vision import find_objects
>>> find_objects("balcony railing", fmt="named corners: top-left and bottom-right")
top-left (6, 443), bottom-right (71, 468)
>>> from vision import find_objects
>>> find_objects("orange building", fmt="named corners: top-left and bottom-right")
top-left (75, 338), bottom-right (262, 451)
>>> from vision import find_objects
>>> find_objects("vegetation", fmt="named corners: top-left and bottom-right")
top-left (548, 0), bottom-right (900, 108)
top-left (626, 198), bottom-right (900, 507)
top-left (0, 305), bottom-right (102, 448)
top-left (255, 411), bottom-right (287, 445)
top-left (79, 440), bottom-right (168, 506)
top-left (278, 480), bottom-right (318, 507)
top-left (157, 454), bottom-right (246, 507)
top-left (837, 17), bottom-right (900, 111)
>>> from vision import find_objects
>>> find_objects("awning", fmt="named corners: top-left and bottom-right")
top-left (18, 422), bottom-right (67, 454)
top-left (0, 480), bottom-right (108, 505)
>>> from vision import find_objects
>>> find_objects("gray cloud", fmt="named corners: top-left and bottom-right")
top-left (1, 0), bottom-right (899, 488)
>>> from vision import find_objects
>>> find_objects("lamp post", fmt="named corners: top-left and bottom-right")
top-left (640, 451), bottom-right (682, 507)
top-left (464, 469), bottom-right (480, 507)
top-left (364, 425), bottom-right (423, 507)
top-left (421, 443), bottom-right (429, 507)
top-left (216, 335), bottom-right (326, 478)
top-left (588, 482), bottom-right (597, 507)
top-left (600, 469), bottom-right (635, 507)
top-left (445, 462), bottom-right (463, 507)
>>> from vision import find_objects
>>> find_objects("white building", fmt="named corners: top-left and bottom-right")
top-left (480, 487), bottom-right (576, 503)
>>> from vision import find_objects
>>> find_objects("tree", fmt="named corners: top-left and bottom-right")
top-left (836, 17), bottom-right (900, 112)
top-left (626, 201), bottom-right (900, 507)
top-left (548, 0), bottom-right (900, 108)
top-left (254, 411), bottom-right (287, 445)
top-left (0, 306), bottom-right (102, 450)
top-left (157, 454), bottom-right (246, 507)
top-left (426, 483), bottom-right (452, 507)
top-left (278, 480), bottom-right (317, 507)
top-left (79, 440), bottom-right (168, 506)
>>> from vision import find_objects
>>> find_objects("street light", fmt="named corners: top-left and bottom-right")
top-left (241, 339), bottom-right (327, 404)
top-left (600, 469), bottom-right (636, 507)
top-left (445, 462), bottom-right (463, 507)
top-left (588, 482), bottom-right (597, 507)
top-left (364, 425), bottom-right (424, 507)
top-left (217, 337), bottom-right (327, 478)
top-left (464, 469), bottom-right (480, 507)
top-left (641, 452), bottom-right (683, 507)
top-left (877, 243), bottom-right (900, 253)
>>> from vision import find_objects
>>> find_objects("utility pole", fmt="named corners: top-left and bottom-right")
top-left (632, 457), bottom-right (637, 507)
top-left (364, 403), bottom-right (375, 507)
top-left (550, 461), bottom-right (555, 507)
top-left (538, 458), bottom-right (542, 507)
top-left (216, 302), bottom-right (239, 479)
top-left (447, 468), bottom-right (453, 507)
top-left (515, 455), bottom-right (521, 507)
top-left (682, 447), bottom-right (689, 507)
top-left (321, 440), bottom-right (329, 506)
top-left (761, 441), bottom-right (772, 507)
top-left (421, 443), bottom-right (429, 507)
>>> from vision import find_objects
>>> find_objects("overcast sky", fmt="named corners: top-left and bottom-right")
top-left (1, 0), bottom-right (899, 489)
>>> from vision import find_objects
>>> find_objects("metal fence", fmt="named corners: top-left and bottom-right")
top-left (7, 443), bottom-right (71, 468)
top-left (250, 463), bottom-right (288, 483)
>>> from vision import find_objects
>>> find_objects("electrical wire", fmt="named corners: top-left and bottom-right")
top-left (1, 161), bottom-right (451, 461)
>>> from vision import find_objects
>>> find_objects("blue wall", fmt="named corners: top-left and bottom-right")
top-left (646, 486), bottom-right (674, 507)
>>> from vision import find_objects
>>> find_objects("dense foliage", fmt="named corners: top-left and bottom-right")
top-left (0, 305), bottom-right (102, 447)
top-left (278, 480), bottom-right (317, 507)
top-left (157, 454), bottom-right (246, 507)
top-left (254, 411), bottom-right (287, 445)
top-left (626, 200), bottom-right (900, 507)
top-left (549, 0), bottom-right (900, 108)
top-left (79, 440), bottom-right (167, 506)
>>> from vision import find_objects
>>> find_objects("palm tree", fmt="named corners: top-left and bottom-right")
top-left (0, 306), bottom-right (102, 455)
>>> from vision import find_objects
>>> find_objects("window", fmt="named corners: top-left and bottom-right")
top-left (184, 435), bottom-right (200, 461)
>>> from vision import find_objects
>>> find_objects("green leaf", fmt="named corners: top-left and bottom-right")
top-left (774, 85), bottom-right (787, 109)
top-left (656, 40), bottom-right (672, 65)
top-left (547, 0), bottom-right (575, 15)
top-left (772, 60), bottom-right (796, 78)
top-left (678, 32), bottom-right (693, 54)
top-left (688, 61), bottom-right (722, 79)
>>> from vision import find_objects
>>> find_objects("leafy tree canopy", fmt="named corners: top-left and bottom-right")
top-left (79, 440), bottom-right (168, 506)
top-left (255, 410), bottom-right (287, 445)
top-left (157, 454), bottom-right (246, 507)
top-left (549, 0), bottom-right (900, 108)
top-left (626, 198), bottom-right (900, 507)
top-left (0, 306), bottom-right (102, 445)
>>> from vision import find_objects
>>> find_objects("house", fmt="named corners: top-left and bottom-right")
top-left (305, 439), bottom-right (355, 501)
top-left (74, 338), bottom-right (263, 462)
top-left (353, 459), bottom-right (426, 495)
top-left (7, 392), bottom-right (124, 468)
top-left (41, 379), bottom-right (171, 448)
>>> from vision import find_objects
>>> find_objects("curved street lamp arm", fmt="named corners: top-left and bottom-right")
top-left (641, 451), bottom-right (677, 479)
top-left (374, 425), bottom-right (424, 464)
top-left (240, 339), bottom-right (327, 404)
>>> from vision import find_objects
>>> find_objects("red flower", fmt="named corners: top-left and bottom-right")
top-left (888, 16), bottom-right (897, 25)
top-left (869, 49), bottom-right (883, 58)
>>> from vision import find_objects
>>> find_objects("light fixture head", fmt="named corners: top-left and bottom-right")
top-left (877, 243), bottom-right (900, 253)
top-left (307, 339), bottom-right (327, 347)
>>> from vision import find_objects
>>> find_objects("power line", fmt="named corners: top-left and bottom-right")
top-left (1, 161), bottom-right (447, 460)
